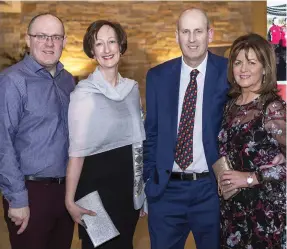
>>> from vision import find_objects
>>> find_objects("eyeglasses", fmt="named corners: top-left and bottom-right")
top-left (28, 34), bottom-right (65, 43)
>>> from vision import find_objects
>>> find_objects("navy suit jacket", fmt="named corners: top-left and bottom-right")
top-left (143, 52), bottom-right (229, 199)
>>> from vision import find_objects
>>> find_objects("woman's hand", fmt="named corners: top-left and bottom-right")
top-left (260, 153), bottom-right (286, 169)
top-left (66, 202), bottom-right (96, 226)
top-left (219, 170), bottom-right (251, 192)
top-left (139, 208), bottom-right (147, 218)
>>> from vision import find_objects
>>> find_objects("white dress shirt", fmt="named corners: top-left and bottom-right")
top-left (172, 54), bottom-right (209, 173)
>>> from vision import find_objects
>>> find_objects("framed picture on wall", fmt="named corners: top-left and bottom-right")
top-left (267, 1), bottom-right (286, 101)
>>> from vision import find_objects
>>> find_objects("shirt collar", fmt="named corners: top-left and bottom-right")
top-left (23, 53), bottom-right (64, 75)
top-left (181, 52), bottom-right (208, 77)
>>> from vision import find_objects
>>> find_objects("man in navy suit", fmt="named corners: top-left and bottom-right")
top-left (143, 8), bottom-right (229, 249)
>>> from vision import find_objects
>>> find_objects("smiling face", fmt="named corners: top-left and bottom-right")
top-left (91, 25), bottom-right (121, 70)
top-left (176, 9), bottom-right (213, 68)
top-left (25, 14), bottom-right (66, 73)
top-left (233, 48), bottom-right (265, 93)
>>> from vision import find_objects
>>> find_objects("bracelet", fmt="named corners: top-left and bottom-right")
top-left (255, 170), bottom-right (264, 184)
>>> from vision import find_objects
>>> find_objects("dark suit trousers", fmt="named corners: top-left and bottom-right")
top-left (3, 181), bottom-right (74, 249)
top-left (148, 176), bottom-right (220, 249)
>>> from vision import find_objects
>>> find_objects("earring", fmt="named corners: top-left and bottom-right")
top-left (262, 75), bottom-right (266, 84)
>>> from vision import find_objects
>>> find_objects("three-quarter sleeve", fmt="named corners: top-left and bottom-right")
top-left (264, 100), bottom-right (286, 155)
top-left (256, 100), bottom-right (286, 183)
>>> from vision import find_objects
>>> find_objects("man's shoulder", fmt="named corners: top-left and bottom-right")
top-left (61, 68), bottom-right (74, 79)
top-left (60, 69), bottom-right (76, 90)
top-left (0, 60), bottom-right (27, 84)
top-left (208, 52), bottom-right (228, 66)
top-left (207, 52), bottom-right (228, 74)
top-left (148, 57), bottom-right (181, 75)
top-left (271, 25), bottom-right (281, 32)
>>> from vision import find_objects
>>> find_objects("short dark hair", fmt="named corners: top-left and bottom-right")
top-left (227, 33), bottom-right (278, 98)
top-left (27, 13), bottom-right (65, 34)
top-left (272, 17), bottom-right (278, 24)
top-left (83, 20), bottom-right (127, 58)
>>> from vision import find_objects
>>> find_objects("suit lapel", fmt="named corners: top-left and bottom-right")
top-left (202, 52), bottom-right (218, 134)
top-left (165, 58), bottom-right (182, 148)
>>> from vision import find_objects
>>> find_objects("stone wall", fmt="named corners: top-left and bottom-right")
top-left (0, 1), bottom-right (266, 103)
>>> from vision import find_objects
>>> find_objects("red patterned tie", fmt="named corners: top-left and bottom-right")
top-left (175, 69), bottom-right (199, 170)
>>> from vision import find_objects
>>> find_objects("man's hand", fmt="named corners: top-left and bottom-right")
top-left (8, 206), bottom-right (30, 234)
top-left (260, 153), bottom-right (286, 169)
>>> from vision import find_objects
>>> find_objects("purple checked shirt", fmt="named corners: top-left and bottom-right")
top-left (0, 54), bottom-right (75, 208)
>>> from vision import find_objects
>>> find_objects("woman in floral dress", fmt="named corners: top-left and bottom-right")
top-left (218, 33), bottom-right (286, 249)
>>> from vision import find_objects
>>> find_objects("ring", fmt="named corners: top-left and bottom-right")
top-left (227, 180), bottom-right (231, 185)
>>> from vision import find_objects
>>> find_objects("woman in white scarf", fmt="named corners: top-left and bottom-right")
top-left (65, 20), bottom-right (146, 249)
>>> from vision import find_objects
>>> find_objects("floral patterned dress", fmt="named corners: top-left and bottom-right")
top-left (218, 94), bottom-right (286, 249)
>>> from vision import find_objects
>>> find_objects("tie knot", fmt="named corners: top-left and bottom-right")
top-left (190, 69), bottom-right (199, 78)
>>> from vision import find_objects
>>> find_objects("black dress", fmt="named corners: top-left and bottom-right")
top-left (218, 95), bottom-right (286, 249)
top-left (75, 144), bottom-right (139, 249)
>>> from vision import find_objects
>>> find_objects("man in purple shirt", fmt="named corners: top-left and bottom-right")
top-left (0, 13), bottom-right (75, 249)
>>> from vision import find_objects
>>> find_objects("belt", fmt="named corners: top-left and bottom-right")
top-left (170, 172), bottom-right (210, 181)
top-left (24, 176), bottom-right (65, 184)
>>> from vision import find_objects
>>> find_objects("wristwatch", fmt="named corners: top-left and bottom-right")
top-left (246, 173), bottom-right (254, 187)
